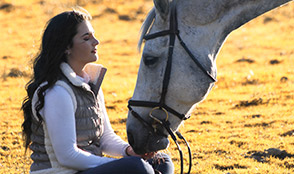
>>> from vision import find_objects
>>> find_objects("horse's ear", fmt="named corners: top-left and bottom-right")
top-left (153, 0), bottom-right (169, 20)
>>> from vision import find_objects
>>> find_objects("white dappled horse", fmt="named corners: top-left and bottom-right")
top-left (126, 0), bottom-right (293, 155)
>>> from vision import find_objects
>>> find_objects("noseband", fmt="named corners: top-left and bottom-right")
top-left (128, 3), bottom-right (217, 174)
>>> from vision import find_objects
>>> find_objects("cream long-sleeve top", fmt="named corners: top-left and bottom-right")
top-left (32, 63), bottom-right (129, 171)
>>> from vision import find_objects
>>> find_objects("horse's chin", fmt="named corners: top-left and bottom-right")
top-left (146, 135), bottom-right (170, 153)
top-left (128, 131), bottom-right (170, 155)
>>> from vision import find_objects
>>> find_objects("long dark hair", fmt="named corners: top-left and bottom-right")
top-left (21, 10), bottom-right (91, 150)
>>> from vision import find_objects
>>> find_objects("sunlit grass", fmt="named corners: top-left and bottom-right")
top-left (0, 0), bottom-right (293, 173)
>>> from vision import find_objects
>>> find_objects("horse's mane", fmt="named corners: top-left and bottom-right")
top-left (138, 8), bottom-right (156, 51)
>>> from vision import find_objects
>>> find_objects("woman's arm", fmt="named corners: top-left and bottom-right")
top-left (42, 85), bottom-right (115, 170)
top-left (98, 89), bottom-right (130, 157)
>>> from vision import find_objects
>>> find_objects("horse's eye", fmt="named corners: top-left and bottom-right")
top-left (143, 56), bottom-right (159, 67)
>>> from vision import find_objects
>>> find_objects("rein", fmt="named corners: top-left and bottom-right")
top-left (128, 3), bottom-right (216, 174)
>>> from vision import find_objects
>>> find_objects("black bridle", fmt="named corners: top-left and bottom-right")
top-left (128, 3), bottom-right (216, 174)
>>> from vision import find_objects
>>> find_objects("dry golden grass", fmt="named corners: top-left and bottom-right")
top-left (0, 0), bottom-right (293, 173)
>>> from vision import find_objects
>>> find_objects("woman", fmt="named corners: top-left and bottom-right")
top-left (21, 9), bottom-right (174, 174)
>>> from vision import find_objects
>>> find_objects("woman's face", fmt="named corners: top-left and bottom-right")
top-left (67, 20), bottom-right (99, 69)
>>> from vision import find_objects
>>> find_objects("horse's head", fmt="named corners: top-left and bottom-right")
top-left (126, 0), bottom-right (216, 154)
top-left (126, 0), bottom-right (291, 154)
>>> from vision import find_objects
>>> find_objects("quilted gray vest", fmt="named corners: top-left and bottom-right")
top-left (29, 75), bottom-right (104, 172)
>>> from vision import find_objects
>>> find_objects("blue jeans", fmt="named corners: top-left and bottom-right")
top-left (77, 153), bottom-right (174, 174)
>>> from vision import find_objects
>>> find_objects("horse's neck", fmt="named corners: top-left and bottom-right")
top-left (176, 0), bottom-right (292, 61)
top-left (178, 0), bottom-right (291, 28)
top-left (215, 0), bottom-right (291, 34)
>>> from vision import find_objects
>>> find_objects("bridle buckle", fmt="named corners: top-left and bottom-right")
top-left (149, 107), bottom-right (169, 124)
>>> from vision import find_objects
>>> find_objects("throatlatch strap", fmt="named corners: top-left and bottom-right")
top-left (177, 34), bottom-right (217, 82)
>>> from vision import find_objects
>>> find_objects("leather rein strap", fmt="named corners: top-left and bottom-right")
top-left (128, 3), bottom-right (216, 174)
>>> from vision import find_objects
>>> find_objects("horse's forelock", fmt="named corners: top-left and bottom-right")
top-left (138, 8), bottom-right (156, 51)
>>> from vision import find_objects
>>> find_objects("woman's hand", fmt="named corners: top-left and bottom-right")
top-left (125, 146), bottom-right (141, 157)
top-left (140, 152), bottom-right (156, 160)
top-left (126, 146), bottom-right (156, 160)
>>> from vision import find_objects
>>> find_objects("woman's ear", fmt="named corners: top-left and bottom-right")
top-left (65, 47), bottom-right (71, 55)
top-left (153, 0), bottom-right (170, 20)
top-left (65, 50), bottom-right (69, 55)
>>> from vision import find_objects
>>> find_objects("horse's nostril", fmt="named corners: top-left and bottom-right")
top-left (127, 132), bottom-right (135, 146)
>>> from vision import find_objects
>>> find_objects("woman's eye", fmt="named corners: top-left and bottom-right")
top-left (143, 56), bottom-right (159, 67)
top-left (84, 37), bottom-right (90, 41)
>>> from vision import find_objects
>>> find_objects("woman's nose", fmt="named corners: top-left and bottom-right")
top-left (93, 37), bottom-right (99, 46)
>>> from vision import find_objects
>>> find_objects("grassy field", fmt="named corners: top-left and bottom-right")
top-left (0, 0), bottom-right (293, 173)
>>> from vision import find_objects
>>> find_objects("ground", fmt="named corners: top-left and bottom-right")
top-left (0, 0), bottom-right (293, 173)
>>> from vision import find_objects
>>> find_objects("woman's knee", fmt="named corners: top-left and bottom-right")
top-left (151, 153), bottom-right (174, 174)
